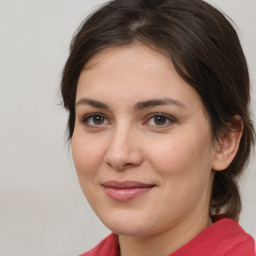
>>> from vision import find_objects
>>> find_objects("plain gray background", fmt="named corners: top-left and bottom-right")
top-left (0, 0), bottom-right (255, 255)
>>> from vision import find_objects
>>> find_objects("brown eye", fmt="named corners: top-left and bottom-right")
top-left (154, 116), bottom-right (167, 125)
top-left (93, 115), bottom-right (105, 125)
top-left (145, 113), bottom-right (176, 128)
top-left (81, 113), bottom-right (109, 127)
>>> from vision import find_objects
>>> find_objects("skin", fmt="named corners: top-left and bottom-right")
top-left (72, 44), bottom-right (241, 256)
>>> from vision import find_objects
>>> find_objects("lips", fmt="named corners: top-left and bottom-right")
top-left (102, 181), bottom-right (156, 202)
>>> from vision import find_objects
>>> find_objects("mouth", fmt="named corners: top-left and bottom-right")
top-left (101, 180), bottom-right (156, 202)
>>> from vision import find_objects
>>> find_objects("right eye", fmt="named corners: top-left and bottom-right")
top-left (81, 113), bottom-right (110, 127)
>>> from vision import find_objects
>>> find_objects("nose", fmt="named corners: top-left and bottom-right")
top-left (104, 126), bottom-right (143, 170)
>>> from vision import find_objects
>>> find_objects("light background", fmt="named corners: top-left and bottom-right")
top-left (0, 0), bottom-right (255, 255)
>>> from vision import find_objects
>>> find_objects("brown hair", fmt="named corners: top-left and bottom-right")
top-left (61, 0), bottom-right (255, 219)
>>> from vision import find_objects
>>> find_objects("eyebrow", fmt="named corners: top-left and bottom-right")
top-left (75, 97), bottom-right (186, 110)
top-left (76, 98), bottom-right (109, 109)
top-left (135, 98), bottom-right (186, 110)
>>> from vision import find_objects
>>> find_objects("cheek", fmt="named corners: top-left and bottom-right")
top-left (71, 132), bottom-right (104, 179)
top-left (147, 130), bottom-right (214, 177)
top-left (71, 132), bottom-right (108, 209)
top-left (147, 134), bottom-right (214, 214)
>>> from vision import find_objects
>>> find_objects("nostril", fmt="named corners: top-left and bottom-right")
top-left (103, 129), bottom-right (143, 170)
top-left (104, 147), bottom-right (143, 170)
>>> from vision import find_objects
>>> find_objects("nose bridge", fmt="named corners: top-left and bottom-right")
top-left (104, 121), bottom-right (142, 169)
top-left (111, 124), bottom-right (131, 150)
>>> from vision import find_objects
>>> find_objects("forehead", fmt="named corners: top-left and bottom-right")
top-left (84, 43), bottom-right (173, 75)
top-left (77, 43), bottom-right (204, 111)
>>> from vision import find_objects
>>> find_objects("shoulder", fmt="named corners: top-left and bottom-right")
top-left (79, 233), bottom-right (119, 256)
top-left (212, 217), bottom-right (255, 256)
top-left (171, 216), bottom-right (255, 256)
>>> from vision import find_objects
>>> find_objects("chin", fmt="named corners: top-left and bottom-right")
top-left (97, 210), bottom-right (151, 237)
top-left (106, 224), bottom-right (148, 237)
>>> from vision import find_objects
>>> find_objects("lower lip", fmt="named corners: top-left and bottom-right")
top-left (103, 187), bottom-right (154, 202)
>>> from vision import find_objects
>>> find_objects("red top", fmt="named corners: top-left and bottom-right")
top-left (80, 216), bottom-right (255, 256)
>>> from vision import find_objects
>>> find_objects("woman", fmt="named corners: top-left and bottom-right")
top-left (61, 0), bottom-right (255, 255)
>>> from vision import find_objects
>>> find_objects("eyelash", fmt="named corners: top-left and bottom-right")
top-left (81, 113), bottom-right (110, 128)
top-left (80, 113), bottom-right (176, 128)
top-left (144, 113), bottom-right (177, 128)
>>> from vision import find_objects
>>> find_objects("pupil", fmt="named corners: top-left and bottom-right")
top-left (154, 116), bottom-right (166, 125)
top-left (93, 116), bottom-right (104, 125)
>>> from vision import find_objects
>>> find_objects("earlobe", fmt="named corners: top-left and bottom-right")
top-left (212, 117), bottom-right (243, 171)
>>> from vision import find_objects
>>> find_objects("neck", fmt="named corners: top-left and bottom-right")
top-left (119, 213), bottom-right (212, 256)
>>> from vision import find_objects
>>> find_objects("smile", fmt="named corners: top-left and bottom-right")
top-left (102, 181), bottom-right (156, 202)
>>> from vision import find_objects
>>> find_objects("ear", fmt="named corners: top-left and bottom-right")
top-left (212, 116), bottom-right (243, 171)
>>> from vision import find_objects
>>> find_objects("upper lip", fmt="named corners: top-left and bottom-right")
top-left (102, 180), bottom-right (156, 189)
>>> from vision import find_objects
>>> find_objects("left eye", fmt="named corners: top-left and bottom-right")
top-left (146, 114), bottom-right (176, 127)
top-left (81, 114), bottom-right (109, 127)
top-left (153, 115), bottom-right (168, 125)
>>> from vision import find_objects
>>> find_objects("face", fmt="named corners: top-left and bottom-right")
top-left (72, 44), bottom-right (218, 237)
